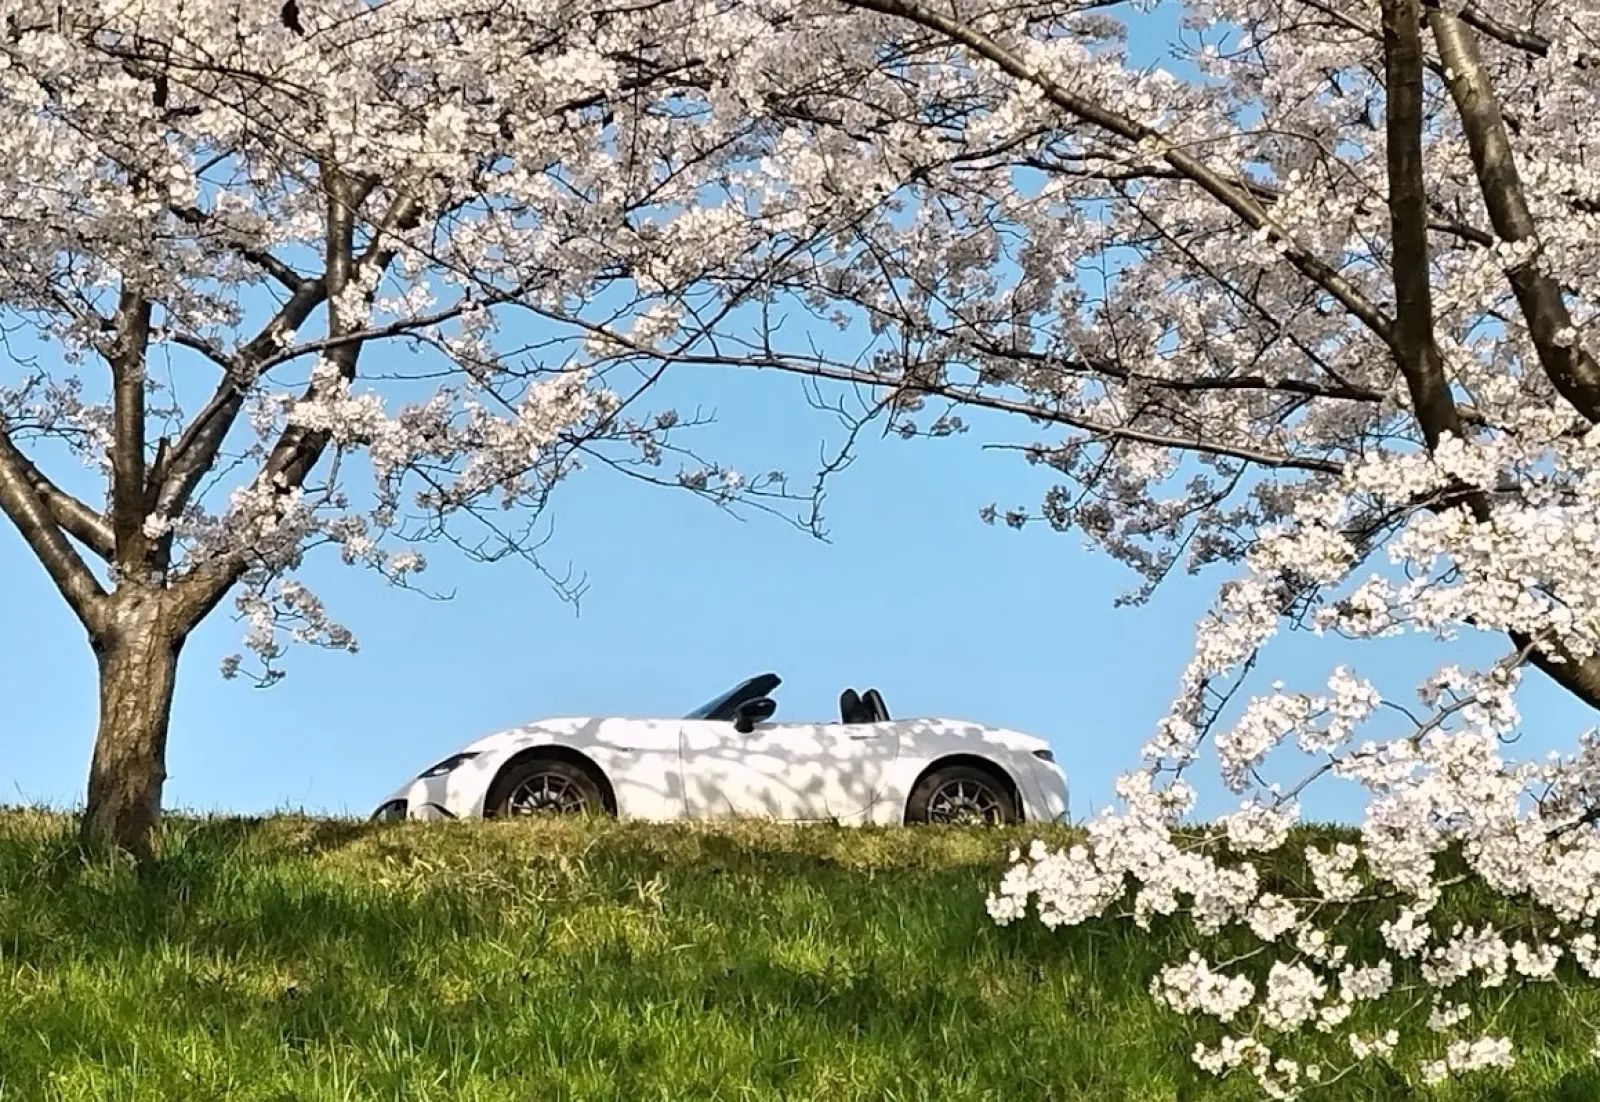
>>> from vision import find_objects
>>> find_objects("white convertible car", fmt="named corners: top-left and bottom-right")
top-left (371, 673), bottom-right (1069, 826)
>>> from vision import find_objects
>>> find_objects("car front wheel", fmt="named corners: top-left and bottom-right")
top-left (905, 764), bottom-right (1019, 825)
top-left (488, 759), bottom-right (606, 818)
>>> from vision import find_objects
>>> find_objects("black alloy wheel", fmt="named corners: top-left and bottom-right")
top-left (905, 764), bottom-right (1019, 825)
top-left (490, 759), bottom-right (605, 818)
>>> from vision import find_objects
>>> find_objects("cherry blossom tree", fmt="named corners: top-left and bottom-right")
top-left (740, 0), bottom-right (1600, 1090)
top-left (0, 0), bottom-right (970, 856)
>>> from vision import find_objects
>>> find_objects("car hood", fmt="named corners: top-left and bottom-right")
top-left (460, 716), bottom-right (604, 752)
top-left (900, 718), bottom-right (1051, 753)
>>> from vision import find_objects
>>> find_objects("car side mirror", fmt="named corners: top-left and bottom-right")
top-left (731, 696), bottom-right (777, 733)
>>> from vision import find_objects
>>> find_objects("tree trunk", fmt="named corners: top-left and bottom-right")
top-left (80, 593), bottom-right (185, 858)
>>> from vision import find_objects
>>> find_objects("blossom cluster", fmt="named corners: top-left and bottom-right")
top-left (990, 428), bottom-right (1600, 1093)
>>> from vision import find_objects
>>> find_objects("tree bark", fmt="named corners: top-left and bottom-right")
top-left (1429, 9), bottom-right (1600, 423)
top-left (1381, 0), bottom-right (1462, 450)
top-left (80, 592), bottom-right (184, 857)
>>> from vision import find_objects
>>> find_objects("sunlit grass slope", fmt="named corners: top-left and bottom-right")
top-left (0, 812), bottom-right (1598, 1100)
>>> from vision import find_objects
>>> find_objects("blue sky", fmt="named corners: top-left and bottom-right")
top-left (3, 4), bottom-right (1597, 825)
top-left (2, 359), bottom-right (1219, 820)
top-left (5, 354), bottom-right (1596, 824)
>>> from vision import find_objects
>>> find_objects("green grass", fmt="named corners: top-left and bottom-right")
top-left (0, 813), bottom-right (1597, 1101)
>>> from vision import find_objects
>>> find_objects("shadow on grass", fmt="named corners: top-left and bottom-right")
top-left (0, 813), bottom-right (1197, 1100)
top-left (9, 813), bottom-right (1597, 1101)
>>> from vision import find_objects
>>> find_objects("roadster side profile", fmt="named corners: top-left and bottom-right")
top-left (371, 672), bottom-right (1069, 826)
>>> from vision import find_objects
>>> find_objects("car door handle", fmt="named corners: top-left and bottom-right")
top-left (848, 733), bottom-right (879, 740)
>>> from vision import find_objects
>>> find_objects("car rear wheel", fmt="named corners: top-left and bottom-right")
top-left (906, 764), bottom-right (1019, 826)
top-left (489, 758), bottom-right (606, 818)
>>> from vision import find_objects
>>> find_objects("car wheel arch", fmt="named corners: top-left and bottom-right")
top-left (484, 745), bottom-right (618, 817)
top-left (904, 754), bottom-right (1022, 822)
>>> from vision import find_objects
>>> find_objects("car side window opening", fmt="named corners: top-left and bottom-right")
top-left (687, 676), bottom-right (888, 727)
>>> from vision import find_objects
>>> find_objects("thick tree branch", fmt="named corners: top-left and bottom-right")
top-left (1449, 1), bottom-right (1552, 58)
top-left (0, 426), bottom-right (107, 631)
top-left (1314, 0), bottom-right (1555, 60)
top-left (1371, 5), bottom-right (1600, 710)
top-left (1293, 0), bottom-right (1530, 134)
top-left (1382, 0), bottom-right (1462, 449)
top-left (1430, 11), bottom-right (1600, 423)
top-left (171, 184), bottom-right (423, 632)
top-left (108, 284), bottom-right (153, 570)
top-left (258, 165), bottom-right (362, 492)
top-left (260, 187), bottom-right (422, 492)
top-left (170, 205), bottom-right (305, 293)
top-left (149, 176), bottom-right (382, 534)
top-left (148, 277), bottom-right (324, 531)
top-left (8, 447), bottom-right (113, 560)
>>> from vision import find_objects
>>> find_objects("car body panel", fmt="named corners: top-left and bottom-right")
top-left (679, 719), bottom-right (901, 822)
top-left (866, 719), bottom-right (1068, 824)
top-left (375, 694), bottom-right (1069, 825)
top-left (581, 717), bottom-right (686, 820)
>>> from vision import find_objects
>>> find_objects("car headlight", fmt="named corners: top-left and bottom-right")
top-left (418, 751), bottom-right (480, 779)
top-left (371, 799), bottom-right (408, 823)
top-left (1031, 748), bottom-right (1055, 763)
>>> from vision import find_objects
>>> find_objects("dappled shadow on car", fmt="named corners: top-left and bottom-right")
top-left (666, 714), bottom-right (1046, 827)
top-left (401, 715), bottom-right (693, 820)
top-left (373, 685), bottom-right (1061, 830)
top-left (520, 716), bottom-right (1040, 828)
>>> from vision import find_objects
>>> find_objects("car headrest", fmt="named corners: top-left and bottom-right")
top-left (862, 688), bottom-right (890, 722)
top-left (839, 688), bottom-right (865, 724)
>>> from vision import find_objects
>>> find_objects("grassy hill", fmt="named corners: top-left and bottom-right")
top-left (0, 812), bottom-right (1597, 1101)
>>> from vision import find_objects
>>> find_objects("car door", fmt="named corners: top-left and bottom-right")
top-left (679, 719), bottom-right (900, 822)
top-left (578, 717), bottom-right (686, 820)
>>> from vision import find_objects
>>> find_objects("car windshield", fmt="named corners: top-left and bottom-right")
top-left (683, 673), bottom-right (780, 721)
top-left (684, 680), bottom-right (752, 720)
